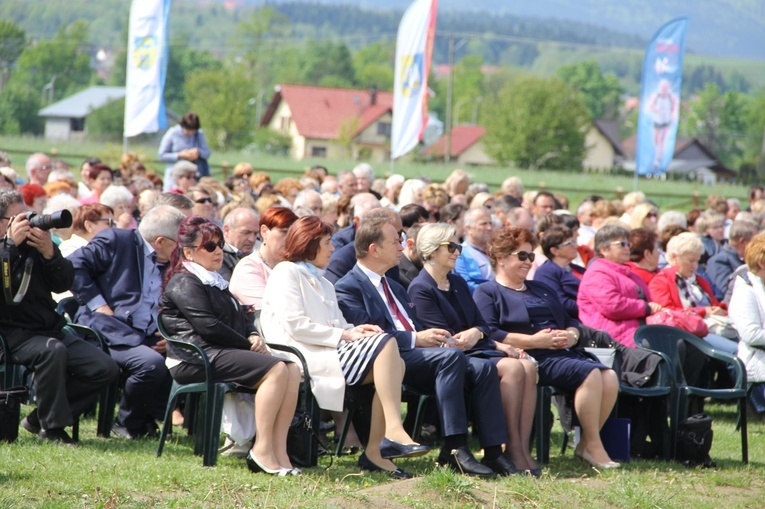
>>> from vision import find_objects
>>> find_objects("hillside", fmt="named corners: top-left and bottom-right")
top-left (253, 0), bottom-right (765, 60)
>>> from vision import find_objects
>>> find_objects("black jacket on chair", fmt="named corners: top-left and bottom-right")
top-left (160, 272), bottom-right (255, 365)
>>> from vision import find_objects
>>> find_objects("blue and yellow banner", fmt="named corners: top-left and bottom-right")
top-left (123, 0), bottom-right (171, 138)
top-left (636, 18), bottom-right (688, 176)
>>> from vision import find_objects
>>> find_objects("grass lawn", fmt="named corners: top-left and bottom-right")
top-left (0, 135), bottom-right (748, 212)
top-left (1, 402), bottom-right (763, 508)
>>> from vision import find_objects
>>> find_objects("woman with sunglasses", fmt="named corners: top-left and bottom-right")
top-left (408, 223), bottom-right (540, 475)
top-left (534, 225), bottom-right (584, 320)
top-left (474, 226), bottom-right (620, 470)
top-left (578, 224), bottom-right (663, 348)
top-left (161, 216), bottom-right (301, 476)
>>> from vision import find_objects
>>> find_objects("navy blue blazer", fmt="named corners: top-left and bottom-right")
top-left (407, 270), bottom-right (495, 353)
top-left (69, 228), bottom-right (159, 347)
top-left (330, 224), bottom-right (356, 250)
top-left (473, 280), bottom-right (578, 343)
top-left (326, 241), bottom-right (399, 285)
top-left (335, 263), bottom-right (420, 352)
top-left (533, 259), bottom-right (583, 319)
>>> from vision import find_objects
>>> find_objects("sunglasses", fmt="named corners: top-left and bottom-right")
top-left (190, 239), bottom-right (225, 252)
top-left (557, 239), bottom-right (576, 248)
top-left (195, 197), bottom-right (213, 204)
top-left (610, 240), bottom-right (632, 248)
top-left (510, 251), bottom-right (536, 262)
top-left (439, 241), bottom-right (462, 254)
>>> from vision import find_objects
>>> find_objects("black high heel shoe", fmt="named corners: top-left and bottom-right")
top-left (246, 452), bottom-right (292, 476)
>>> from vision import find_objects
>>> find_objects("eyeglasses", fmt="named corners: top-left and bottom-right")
top-left (439, 241), bottom-right (462, 254)
top-left (646, 212), bottom-right (658, 218)
top-left (610, 241), bottom-right (631, 248)
top-left (98, 218), bottom-right (116, 227)
top-left (510, 251), bottom-right (536, 262)
top-left (194, 197), bottom-right (213, 205)
top-left (241, 172), bottom-right (252, 177)
top-left (190, 239), bottom-right (225, 252)
top-left (557, 239), bottom-right (576, 248)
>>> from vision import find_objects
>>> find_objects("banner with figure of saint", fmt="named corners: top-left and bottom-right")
top-left (636, 17), bottom-right (688, 175)
top-left (124, 0), bottom-right (171, 138)
top-left (391, 0), bottom-right (438, 160)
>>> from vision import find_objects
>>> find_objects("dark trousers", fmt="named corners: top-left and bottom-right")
top-left (401, 347), bottom-right (507, 448)
top-left (109, 344), bottom-right (172, 430)
top-left (9, 333), bottom-right (119, 430)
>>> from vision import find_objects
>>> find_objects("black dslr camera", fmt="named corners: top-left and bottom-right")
top-left (27, 210), bottom-right (72, 230)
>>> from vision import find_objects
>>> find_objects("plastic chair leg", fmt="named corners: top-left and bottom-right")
top-left (203, 384), bottom-right (228, 467)
top-left (157, 393), bottom-right (180, 458)
top-left (411, 395), bottom-right (431, 443)
top-left (739, 397), bottom-right (748, 464)
top-left (335, 408), bottom-right (354, 456)
top-left (535, 386), bottom-right (553, 464)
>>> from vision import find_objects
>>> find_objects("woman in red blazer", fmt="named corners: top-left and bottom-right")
top-left (648, 232), bottom-right (737, 354)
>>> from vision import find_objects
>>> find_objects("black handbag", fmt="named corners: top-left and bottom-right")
top-left (194, 157), bottom-right (210, 178)
top-left (0, 386), bottom-right (28, 443)
top-left (676, 413), bottom-right (716, 467)
top-left (287, 410), bottom-right (331, 467)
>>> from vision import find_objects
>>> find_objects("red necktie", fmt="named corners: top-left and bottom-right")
top-left (381, 277), bottom-right (414, 331)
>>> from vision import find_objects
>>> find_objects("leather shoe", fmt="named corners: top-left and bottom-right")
top-left (245, 452), bottom-right (291, 476)
top-left (39, 428), bottom-right (77, 445)
top-left (379, 437), bottom-right (430, 459)
top-left (481, 453), bottom-right (519, 476)
top-left (358, 452), bottom-right (412, 479)
top-left (21, 409), bottom-right (41, 435)
top-left (437, 446), bottom-right (494, 477)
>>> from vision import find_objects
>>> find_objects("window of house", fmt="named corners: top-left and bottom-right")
top-left (71, 118), bottom-right (85, 132)
top-left (311, 146), bottom-right (327, 157)
top-left (377, 122), bottom-right (391, 138)
top-left (280, 116), bottom-right (291, 133)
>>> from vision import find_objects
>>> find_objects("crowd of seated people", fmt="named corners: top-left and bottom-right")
top-left (5, 147), bottom-right (765, 481)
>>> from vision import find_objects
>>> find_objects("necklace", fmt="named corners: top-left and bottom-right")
top-left (509, 282), bottom-right (526, 292)
top-left (259, 247), bottom-right (273, 269)
top-left (438, 280), bottom-right (450, 291)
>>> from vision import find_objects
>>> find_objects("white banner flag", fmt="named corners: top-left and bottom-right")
top-left (123, 0), bottom-right (170, 138)
top-left (391, 0), bottom-right (438, 160)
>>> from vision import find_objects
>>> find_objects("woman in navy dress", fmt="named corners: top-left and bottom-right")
top-left (474, 227), bottom-right (620, 470)
top-left (408, 223), bottom-right (539, 475)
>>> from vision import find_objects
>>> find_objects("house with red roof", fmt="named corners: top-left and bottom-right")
top-left (422, 124), bottom-right (495, 166)
top-left (259, 84), bottom-right (393, 162)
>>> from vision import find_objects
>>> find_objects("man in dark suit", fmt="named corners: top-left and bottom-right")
top-left (330, 192), bottom-right (380, 249)
top-left (398, 223), bottom-right (423, 289)
top-left (220, 207), bottom-right (260, 281)
top-left (326, 208), bottom-right (400, 285)
top-left (335, 215), bottom-right (516, 476)
top-left (69, 205), bottom-right (185, 438)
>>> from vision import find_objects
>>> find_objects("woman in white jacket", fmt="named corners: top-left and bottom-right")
top-left (728, 233), bottom-right (765, 416)
top-left (260, 216), bottom-right (428, 478)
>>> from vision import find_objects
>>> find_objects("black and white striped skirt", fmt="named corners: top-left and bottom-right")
top-left (337, 333), bottom-right (392, 386)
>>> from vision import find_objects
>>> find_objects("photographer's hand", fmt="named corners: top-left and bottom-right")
top-left (27, 227), bottom-right (54, 260)
top-left (7, 214), bottom-right (30, 247)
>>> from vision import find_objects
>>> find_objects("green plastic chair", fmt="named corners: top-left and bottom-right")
top-left (634, 324), bottom-right (748, 464)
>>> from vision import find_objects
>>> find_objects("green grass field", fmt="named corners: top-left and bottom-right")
top-left (0, 135), bottom-right (748, 212)
top-left (0, 402), bottom-right (763, 508)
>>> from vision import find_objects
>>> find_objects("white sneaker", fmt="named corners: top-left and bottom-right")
top-left (219, 437), bottom-right (252, 458)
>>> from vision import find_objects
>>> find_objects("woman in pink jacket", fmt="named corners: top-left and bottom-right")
top-left (578, 224), bottom-right (663, 347)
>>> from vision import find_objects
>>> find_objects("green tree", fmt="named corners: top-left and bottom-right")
top-left (0, 21), bottom-right (93, 134)
top-left (0, 20), bottom-right (25, 71)
top-left (681, 83), bottom-right (749, 166)
top-left (354, 42), bottom-right (393, 91)
top-left (184, 65), bottom-right (254, 150)
top-left (451, 55), bottom-right (485, 125)
top-left (483, 76), bottom-right (589, 171)
top-left (86, 97), bottom-right (125, 140)
top-left (557, 60), bottom-right (623, 120)
top-left (302, 41), bottom-right (356, 88)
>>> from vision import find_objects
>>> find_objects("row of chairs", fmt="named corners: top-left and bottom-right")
top-left (534, 325), bottom-right (748, 464)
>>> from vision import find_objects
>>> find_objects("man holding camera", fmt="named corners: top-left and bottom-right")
top-left (0, 190), bottom-right (119, 444)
